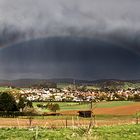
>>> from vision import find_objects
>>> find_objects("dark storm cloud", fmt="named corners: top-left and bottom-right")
top-left (0, 24), bottom-right (26, 47)
top-left (0, 0), bottom-right (140, 80)
top-left (0, 37), bottom-right (140, 80)
top-left (0, 0), bottom-right (140, 49)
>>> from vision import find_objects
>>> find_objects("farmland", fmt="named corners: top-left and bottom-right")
top-left (0, 86), bottom-right (140, 139)
top-left (33, 101), bottom-right (140, 114)
top-left (0, 101), bottom-right (139, 128)
top-left (33, 101), bottom-right (138, 110)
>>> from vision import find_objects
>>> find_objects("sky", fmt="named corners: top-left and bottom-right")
top-left (0, 0), bottom-right (140, 80)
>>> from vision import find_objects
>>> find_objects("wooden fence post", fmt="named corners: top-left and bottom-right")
top-left (72, 116), bottom-right (74, 129)
top-left (66, 118), bottom-right (68, 128)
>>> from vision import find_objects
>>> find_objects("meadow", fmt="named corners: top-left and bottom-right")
top-left (33, 101), bottom-right (138, 111)
top-left (0, 124), bottom-right (139, 140)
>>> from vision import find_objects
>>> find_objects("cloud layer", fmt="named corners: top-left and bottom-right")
top-left (0, 0), bottom-right (140, 80)
top-left (0, 37), bottom-right (140, 80)
top-left (0, 0), bottom-right (140, 48)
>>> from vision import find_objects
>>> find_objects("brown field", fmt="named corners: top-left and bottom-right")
top-left (0, 117), bottom-right (135, 128)
top-left (60, 103), bottom-right (140, 115)
top-left (0, 103), bottom-right (139, 128)
top-left (94, 103), bottom-right (140, 115)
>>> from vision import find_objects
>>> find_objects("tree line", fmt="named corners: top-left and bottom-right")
top-left (0, 92), bottom-right (60, 117)
top-left (0, 92), bottom-right (33, 116)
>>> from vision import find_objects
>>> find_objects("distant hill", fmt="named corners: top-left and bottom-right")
top-left (0, 78), bottom-right (93, 88)
top-left (0, 78), bottom-right (140, 89)
top-left (0, 79), bottom-right (56, 88)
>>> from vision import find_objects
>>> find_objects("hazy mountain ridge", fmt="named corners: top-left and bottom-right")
top-left (0, 78), bottom-right (140, 88)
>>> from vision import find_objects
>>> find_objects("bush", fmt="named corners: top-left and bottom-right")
top-left (37, 103), bottom-right (47, 109)
top-left (48, 103), bottom-right (60, 112)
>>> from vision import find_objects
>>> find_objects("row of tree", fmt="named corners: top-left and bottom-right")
top-left (0, 92), bottom-right (32, 112)
top-left (0, 92), bottom-right (60, 117)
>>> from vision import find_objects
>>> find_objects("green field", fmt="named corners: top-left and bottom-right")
top-left (33, 101), bottom-right (137, 112)
top-left (0, 87), bottom-right (11, 92)
top-left (0, 124), bottom-right (139, 140)
top-left (96, 101), bottom-right (136, 108)
top-left (0, 87), bottom-right (20, 94)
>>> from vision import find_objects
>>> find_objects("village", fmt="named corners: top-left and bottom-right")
top-left (19, 86), bottom-right (140, 102)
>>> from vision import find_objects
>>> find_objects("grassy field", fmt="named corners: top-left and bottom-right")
top-left (33, 101), bottom-right (90, 111)
top-left (0, 87), bottom-right (12, 92)
top-left (93, 124), bottom-right (140, 140)
top-left (33, 101), bottom-right (137, 112)
top-left (0, 124), bottom-right (139, 140)
top-left (96, 101), bottom-right (136, 108)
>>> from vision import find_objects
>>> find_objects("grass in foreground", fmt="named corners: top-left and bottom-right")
top-left (0, 124), bottom-right (139, 140)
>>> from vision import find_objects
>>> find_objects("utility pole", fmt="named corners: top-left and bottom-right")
top-left (90, 100), bottom-right (93, 111)
top-left (87, 99), bottom-right (93, 133)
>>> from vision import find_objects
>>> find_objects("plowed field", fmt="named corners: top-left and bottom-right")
top-left (60, 102), bottom-right (140, 115)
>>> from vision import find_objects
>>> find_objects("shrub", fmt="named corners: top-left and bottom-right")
top-left (48, 103), bottom-right (60, 112)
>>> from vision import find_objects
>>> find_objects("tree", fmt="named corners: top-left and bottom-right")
top-left (48, 103), bottom-right (60, 112)
top-left (23, 107), bottom-right (36, 127)
top-left (0, 92), bottom-right (18, 112)
top-left (26, 100), bottom-right (33, 108)
top-left (18, 97), bottom-right (26, 112)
